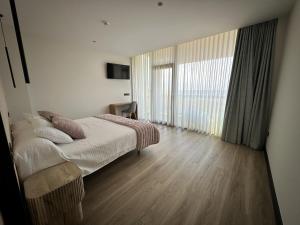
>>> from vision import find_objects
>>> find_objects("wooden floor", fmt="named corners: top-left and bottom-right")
top-left (82, 125), bottom-right (276, 225)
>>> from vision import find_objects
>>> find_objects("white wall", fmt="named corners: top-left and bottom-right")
top-left (24, 35), bottom-right (131, 119)
top-left (0, 27), bottom-right (32, 121)
top-left (0, 27), bottom-right (131, 120)
top-left (0, 73), bottom-right (11, 144)
top-left (267, 1), bottom-right (300, 225)
top-left (271, 15), bottom-right (290, 106)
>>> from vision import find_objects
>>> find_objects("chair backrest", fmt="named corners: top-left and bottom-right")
top-left (130, 101), bottom-right (137, 113)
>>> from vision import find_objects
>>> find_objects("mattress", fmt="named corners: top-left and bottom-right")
top-left (14, 117), bottom-right (137, 180)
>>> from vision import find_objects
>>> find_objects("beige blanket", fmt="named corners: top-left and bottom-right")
top-left (97, 114), bottom-right (160, 151)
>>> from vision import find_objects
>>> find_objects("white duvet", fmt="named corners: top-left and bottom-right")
top-left (14, 117), bottom-right (137, 181)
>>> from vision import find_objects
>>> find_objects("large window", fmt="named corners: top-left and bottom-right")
top-left (132, 30), bottom-right (237, 136)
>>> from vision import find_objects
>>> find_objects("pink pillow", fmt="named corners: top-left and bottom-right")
top-left (52, 117), bottom-right (86, 139)
top-left (38, 111), bottom-right (62, 122)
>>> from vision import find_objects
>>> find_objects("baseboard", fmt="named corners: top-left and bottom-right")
top-left (264, 150), bottom-right (283, 225)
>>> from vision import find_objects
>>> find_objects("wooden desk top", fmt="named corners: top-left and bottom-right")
top-left (109, 102), bottom-right (132, 107)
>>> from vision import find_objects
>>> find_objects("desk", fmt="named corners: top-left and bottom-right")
top-left (109, 102), bottom-right (138, 119)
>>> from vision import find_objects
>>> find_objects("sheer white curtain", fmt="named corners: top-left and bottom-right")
top-left (175, 30), bottom-right (237, 136)
top-left (151, 47), bottom-right (175, 124)
top-left (132, 30), bottom-right (237, 136)
top-left (131, 47), bottom-right (174, 124)
top-left (131, 53), bottom-right (152, 120)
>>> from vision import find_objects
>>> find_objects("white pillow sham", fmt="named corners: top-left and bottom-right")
top-left (34, 127), bottom-right (73, 144)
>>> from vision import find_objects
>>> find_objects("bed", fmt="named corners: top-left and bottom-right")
top-left (13, 116), bottom-right (159, 181)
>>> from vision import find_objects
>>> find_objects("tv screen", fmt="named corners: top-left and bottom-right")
top-left (107, 63), bottom-right (130, 79)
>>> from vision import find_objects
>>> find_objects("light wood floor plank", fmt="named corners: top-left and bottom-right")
top-left (82, 125), bottom-right (275, 225)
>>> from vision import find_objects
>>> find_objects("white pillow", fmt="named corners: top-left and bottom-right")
top-left (31, 117), bottom-right (53, 128)
top-left (13, 137), bottom-right (66, 180)
top-left (12, 119), bottom-right (31, 132)
top-left (12, 120), bottom-right (32, 137)
top-left (23, 113), bottom-right (53, 128)
top-left (34, 127), bottom-right (73, 144)
top-left (23, 112), bottom-right (40, 121)
top-left (12, 121), bottom-right (35, 145)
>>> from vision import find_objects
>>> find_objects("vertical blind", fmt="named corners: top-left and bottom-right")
top-left (132, 30), bottom-right (237, 136)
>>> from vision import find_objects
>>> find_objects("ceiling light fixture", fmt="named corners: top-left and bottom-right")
top-left (157, 2), bottom-right (163, 7)
top-left (101, 20), bottom-right (110, 26)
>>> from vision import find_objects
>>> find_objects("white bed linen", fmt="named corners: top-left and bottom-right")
top-left (14, 117), bottom-right (137, 180)
top-left (59, 117), bottom-right (137, 176)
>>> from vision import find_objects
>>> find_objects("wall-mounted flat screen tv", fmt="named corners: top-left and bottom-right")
top-left (107, 63), bottom-right (130, 79)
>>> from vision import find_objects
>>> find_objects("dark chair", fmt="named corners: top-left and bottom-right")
top-left (122, 101), bottom-right (137, 119)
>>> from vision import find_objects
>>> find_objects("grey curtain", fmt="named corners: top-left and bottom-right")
top-left (222, 19), bottom-right (277, 150)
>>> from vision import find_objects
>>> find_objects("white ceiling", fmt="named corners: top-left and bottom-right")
top-left (0, 0), bottom-right (296, 56)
